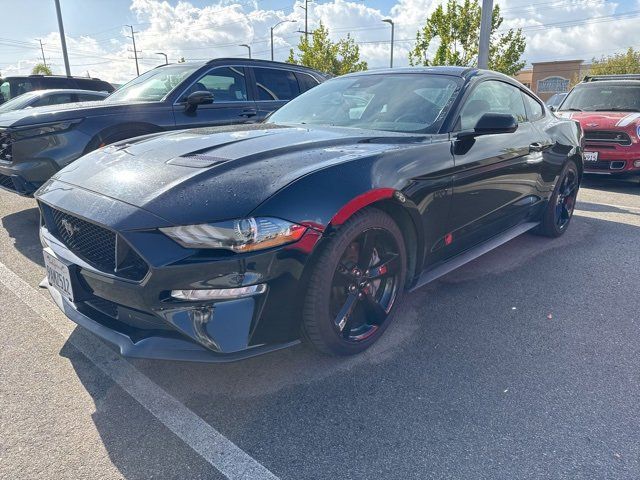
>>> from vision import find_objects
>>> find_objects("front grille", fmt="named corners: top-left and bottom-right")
top-left (52, 208), bottom-right (117, 272)
top-left (584, 130), bottom-right (632, 146)
top-left (0, 173), bottom-right (15, 190)
top-left (44, 206), bottom-right (149, 281)
top-left (0, 129), bottom-right (13, 162)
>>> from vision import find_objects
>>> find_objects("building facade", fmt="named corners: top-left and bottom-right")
top-left (516, 59), bottom-right (591, 101)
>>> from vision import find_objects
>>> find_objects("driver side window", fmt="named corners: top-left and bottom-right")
top-left (459, 81), bottom-right (527, 130)
top-left (182, 67), bottom-right (248, 103)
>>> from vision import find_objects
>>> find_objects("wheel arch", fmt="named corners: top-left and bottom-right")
top-left (324, 191), bottom-right (425, 288)
top-left (83, 122), bottom-right (163, 154)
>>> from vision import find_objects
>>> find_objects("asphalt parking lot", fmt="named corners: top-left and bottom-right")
top-left (1, 177), bottom-right (639, 480)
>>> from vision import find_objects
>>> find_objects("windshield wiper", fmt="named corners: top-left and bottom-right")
top-left (594, 108), bottom-right (640, 112)
top-left (562, 108), bottom-right (583, 111)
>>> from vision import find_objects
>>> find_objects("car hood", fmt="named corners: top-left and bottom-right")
top-left (0, 100), bottom-right (159, 128)
top-left (556, 111), bottom-right (640, 129)
top-left (48, 123), bottom-right (427, 225)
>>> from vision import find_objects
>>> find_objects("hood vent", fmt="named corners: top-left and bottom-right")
top-left (167, 153), bottom-right (233, 168)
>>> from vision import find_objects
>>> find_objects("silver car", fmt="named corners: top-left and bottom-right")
top-left (0, 89), bottom-right (108, 113)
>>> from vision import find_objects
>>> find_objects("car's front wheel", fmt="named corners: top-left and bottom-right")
top-left (302, 208), bottom-right (406, 356)
top-left (535, 159), bottom-right (580, 237)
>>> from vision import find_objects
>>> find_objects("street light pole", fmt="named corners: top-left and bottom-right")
top-left (478, 0), bottom-right (493, 69)
top-left (382, 19), bottom-right (394, 68)
top-left (53, 0), bottom-right (71, 76)
top-left (155, 52), bottom-right (168, 65)
top-left (239, 44), bottom-right (251, 59)
top-left (270, 20), bottom-right (296, 61)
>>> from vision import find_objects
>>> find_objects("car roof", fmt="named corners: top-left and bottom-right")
top-left (576, 79), bottom-right (640, 87)
top-left (154, 58), bottom-right (327, 77)
top-left (3, 74), bottom-right (107, 81)
top-left (337, 66), bottom-right (520, 84)
top-left (32, 89), bottom-right (110, 96)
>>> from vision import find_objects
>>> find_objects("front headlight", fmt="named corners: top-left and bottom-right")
top-left (160, 217), bottom-right (307, 252)
top-left (13, 119), bottom-right (83, 140)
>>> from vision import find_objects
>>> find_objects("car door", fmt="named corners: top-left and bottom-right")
top-left (449, 80), bottom-right (544, 253)
top-left (248, 66), bottom-right (302, 120)
top-left (172, 66), bottom-right (258, 128)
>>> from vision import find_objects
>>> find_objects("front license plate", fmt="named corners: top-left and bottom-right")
top-left (584, 151), bottom-right (599, 162)
top-left (43, 250), bottom-right (74, 302)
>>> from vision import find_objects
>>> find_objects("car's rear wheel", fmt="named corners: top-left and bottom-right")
top-left (302, 208), bottom-right (406, 356)
top-left (535, 159), bottom-right (579, 237)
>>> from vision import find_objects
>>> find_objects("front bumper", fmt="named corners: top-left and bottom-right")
top-left (37, 184), bottom-right (322, 362)
top-left (583, 145), bottom-right (640, 176)
top-left (42, 276), bottom-right (300, 362)
top-left (0, 161), bottom-right (51, 195)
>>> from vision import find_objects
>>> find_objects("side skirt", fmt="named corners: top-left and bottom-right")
top-left (410, 221), bottom-right (540, 292)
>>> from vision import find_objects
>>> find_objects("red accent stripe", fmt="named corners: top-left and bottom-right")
top-left (330, 188), bottom-right (396, 226)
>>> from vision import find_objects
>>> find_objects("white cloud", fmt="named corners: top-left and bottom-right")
top-left (2, 0), bottom-right (640, 84)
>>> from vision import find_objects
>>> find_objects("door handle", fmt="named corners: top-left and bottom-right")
top-left (240, 109), bottom-right (257, 117)
top-left (529, 142), bottom-right (544, 152)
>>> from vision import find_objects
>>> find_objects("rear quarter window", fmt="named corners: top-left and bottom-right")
top-left (296, 72), bottom-right (320, 93)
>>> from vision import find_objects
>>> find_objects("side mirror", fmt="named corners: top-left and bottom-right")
top-left (185, 91), bottom-right (214, 111)
top-left (458, 113), bottom-right (518, 138)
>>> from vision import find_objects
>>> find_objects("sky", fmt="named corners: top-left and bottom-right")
top-left (1, 0), bottom-right (640, 84)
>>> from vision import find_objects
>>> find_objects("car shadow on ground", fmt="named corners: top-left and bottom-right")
top-left (577, 200), bottom-right (640, 217)
top-left (59, 213), bottom-right (640, 479)
top-left (581, 176), bottom-right (639, 193)
top-left (1, 207), bottom-right (44, 267)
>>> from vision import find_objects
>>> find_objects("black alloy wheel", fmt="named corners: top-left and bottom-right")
top-left (302, 209), bottom-right (407, 356)
top-left (554, 168), bottom-right (579, 230)
top-left (535, 159), bottom-right (580, 237)
top-left (331, 228), bottom-right (402, 342)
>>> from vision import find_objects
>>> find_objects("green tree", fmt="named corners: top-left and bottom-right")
top-left (287, 22), bottom-right (367, 75)
top-left (588, 47), bottom-right (640, 76)
top-left (409, 0), bottom-right (526, 76)
top-left (32, 63), bottom-right (53, 75)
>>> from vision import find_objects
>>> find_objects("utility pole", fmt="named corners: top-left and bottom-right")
top-left (37, 39), bottom-right (47, 67)
top-left (298, 0), bottom-right (311, 42)
top-left (126, 25), bottom-right (140, 76)
top-left (478, 0), bottom-right (493, 69)
top-left (53, 0), bottom-right (71, 76)
top-left (382, 19), bottom-right (394, 68)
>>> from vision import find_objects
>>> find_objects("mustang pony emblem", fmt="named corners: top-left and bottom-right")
top-left (586, 123), bottom-right (599, 128)
top-left (60, 218), bottom-right (80, 237)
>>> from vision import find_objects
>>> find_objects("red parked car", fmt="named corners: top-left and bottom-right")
top-left (557, 74), bottom-right (640, 179)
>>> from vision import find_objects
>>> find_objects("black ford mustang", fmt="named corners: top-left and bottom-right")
top-left (35, 67), bottom-right (583, 362)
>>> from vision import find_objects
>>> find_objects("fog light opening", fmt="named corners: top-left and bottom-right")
top-left (633, 160), bottom-right (640, 168)
top-left (171, 284), bottom-right (267, 301)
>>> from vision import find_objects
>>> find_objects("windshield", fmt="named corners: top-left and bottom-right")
top-left (106, 64), bottom-right (200, 103)
top-left (560, 83), bottom-right (640, 112)
top-left (268, 73), bottom-right (461, 133)
top-left (0, 91), bottom-right (39, 113)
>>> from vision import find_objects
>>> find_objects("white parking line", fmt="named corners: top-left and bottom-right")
top-left (0, 261), bottom-right (279, 480)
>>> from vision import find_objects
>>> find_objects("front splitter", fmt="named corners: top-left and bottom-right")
top-left (41, 278), bottom-right (300, 363)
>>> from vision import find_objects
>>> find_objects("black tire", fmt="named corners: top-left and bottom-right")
top-left (302, 208), bottom-right (407, 356)
top-left (535, 159), bottom-right (580, 237)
